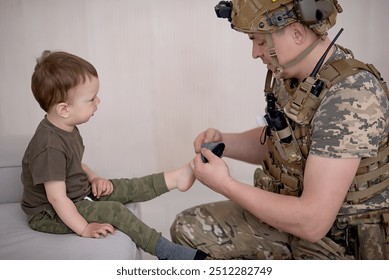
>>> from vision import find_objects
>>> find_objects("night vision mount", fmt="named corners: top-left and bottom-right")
top-left (214, 1), bottom-right (232, 21)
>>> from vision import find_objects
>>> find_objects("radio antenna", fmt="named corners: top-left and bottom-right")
top-left (310, 28), bottom-right (344, 77)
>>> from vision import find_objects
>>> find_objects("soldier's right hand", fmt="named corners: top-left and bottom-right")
top-left (193, 128), bottom-right (223, 153)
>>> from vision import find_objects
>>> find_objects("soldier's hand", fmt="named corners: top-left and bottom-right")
top-left (192, 148), bottom-right (231, 196)
top-left (193, 128), bottom-right (223, 153)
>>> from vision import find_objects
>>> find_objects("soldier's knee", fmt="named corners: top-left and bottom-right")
top-left (171, 212), bottom-right (195, 246)
top-left (170, 213), bottom-right (183, 243)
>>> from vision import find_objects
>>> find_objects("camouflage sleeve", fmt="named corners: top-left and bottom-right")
top-left (310, 70), bottom-right (389, 158)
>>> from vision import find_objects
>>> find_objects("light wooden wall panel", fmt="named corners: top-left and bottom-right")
top-left (1, 0), bottom-right (388, 259)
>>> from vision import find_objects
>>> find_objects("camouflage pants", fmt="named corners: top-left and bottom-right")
top-left (28, 173), bottom-right (168, 255)
top-left (170, 200), bottom-right (352, 260)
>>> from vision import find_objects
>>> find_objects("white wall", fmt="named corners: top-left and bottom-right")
top-left (1, 0), bottom-right (388, 259)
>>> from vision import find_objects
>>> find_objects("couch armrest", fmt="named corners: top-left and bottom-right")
top-left (0, 135), bottom-right (29, 204)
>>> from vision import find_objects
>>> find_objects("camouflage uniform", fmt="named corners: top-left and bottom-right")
top-left (171, 46), bottom-right (389, 259)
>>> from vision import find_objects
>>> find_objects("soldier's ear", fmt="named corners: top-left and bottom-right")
top-left (290, 22), bottom-right (306, 45)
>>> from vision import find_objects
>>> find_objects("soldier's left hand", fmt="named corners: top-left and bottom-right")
top-left (192, 148), bottom-right (232, 195)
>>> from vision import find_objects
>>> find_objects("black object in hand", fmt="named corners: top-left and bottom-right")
top-left (201, 142), bottom-right (225, 163)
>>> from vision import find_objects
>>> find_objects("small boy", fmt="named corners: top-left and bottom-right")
top-left (21, 50), bottom-right (207, 260)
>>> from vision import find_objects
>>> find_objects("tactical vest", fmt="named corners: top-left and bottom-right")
top-left (254, 51), bottom-right (389, 259)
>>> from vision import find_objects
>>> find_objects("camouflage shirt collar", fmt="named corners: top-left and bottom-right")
top-left (323, 44), bottom-right (353, 68)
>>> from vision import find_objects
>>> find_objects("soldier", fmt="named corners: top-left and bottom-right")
top-left (171, 0), bottom-right (389, 259)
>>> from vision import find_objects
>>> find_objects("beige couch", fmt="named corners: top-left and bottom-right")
top-left (0, 135), bottom-right (141, 259)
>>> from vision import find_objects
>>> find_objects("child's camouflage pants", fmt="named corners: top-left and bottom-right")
top-left (28, 173), bottom-right (168, 255)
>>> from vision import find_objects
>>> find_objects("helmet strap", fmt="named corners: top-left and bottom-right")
top-left (265, 32), bottom-right (322, 78)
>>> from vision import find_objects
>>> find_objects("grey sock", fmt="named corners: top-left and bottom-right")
top-left (155, 236), bottom-right (197, 260)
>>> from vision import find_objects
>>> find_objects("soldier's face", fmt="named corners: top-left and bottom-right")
top-left (249, 33), bottom-right (274, 72)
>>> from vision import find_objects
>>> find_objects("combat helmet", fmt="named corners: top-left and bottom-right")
top-left (215, 0), bottom-right (343, 76)
top-left (215, 0), bottom-right (342, 35)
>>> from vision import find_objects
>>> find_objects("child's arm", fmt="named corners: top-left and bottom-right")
top-left (82, 163), bottom-right (113, 198)
top-left (44, 181), bottom-right (114, 237)
top-left (81, 163), bottom-right (99, 181)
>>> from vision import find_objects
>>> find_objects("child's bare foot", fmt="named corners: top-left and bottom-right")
top-left (165, 162), bottom-right (196, 192)
top-left (176, 162), bottom-right (196, 192)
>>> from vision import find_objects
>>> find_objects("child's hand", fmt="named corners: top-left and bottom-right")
top-left (81, 222), bottom-right (115, 238)
top-left (91, 177), bottom-right (113, 198)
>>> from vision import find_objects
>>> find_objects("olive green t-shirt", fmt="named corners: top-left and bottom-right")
top-left (21, 117), bottom-right (90, 215)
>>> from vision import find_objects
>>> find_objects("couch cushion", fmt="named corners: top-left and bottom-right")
top-left (0, 202), bottom-right (141, 260)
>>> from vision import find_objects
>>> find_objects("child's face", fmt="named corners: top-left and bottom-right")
top-left (66, 76), bottom-right (100, 125)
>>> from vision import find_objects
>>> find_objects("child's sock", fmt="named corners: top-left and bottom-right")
top-left (155, 236), bottom-right (207, 260)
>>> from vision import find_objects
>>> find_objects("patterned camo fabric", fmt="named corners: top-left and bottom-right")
top-left (171, 201), bottom-right (352, 259)
top-left (310, 52), bottom-right (389, 217)
top-left (171, 46), bottom-right (389, 259)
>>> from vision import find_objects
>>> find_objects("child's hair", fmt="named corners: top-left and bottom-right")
top-left (31, 50), bottom-right (98, 112)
